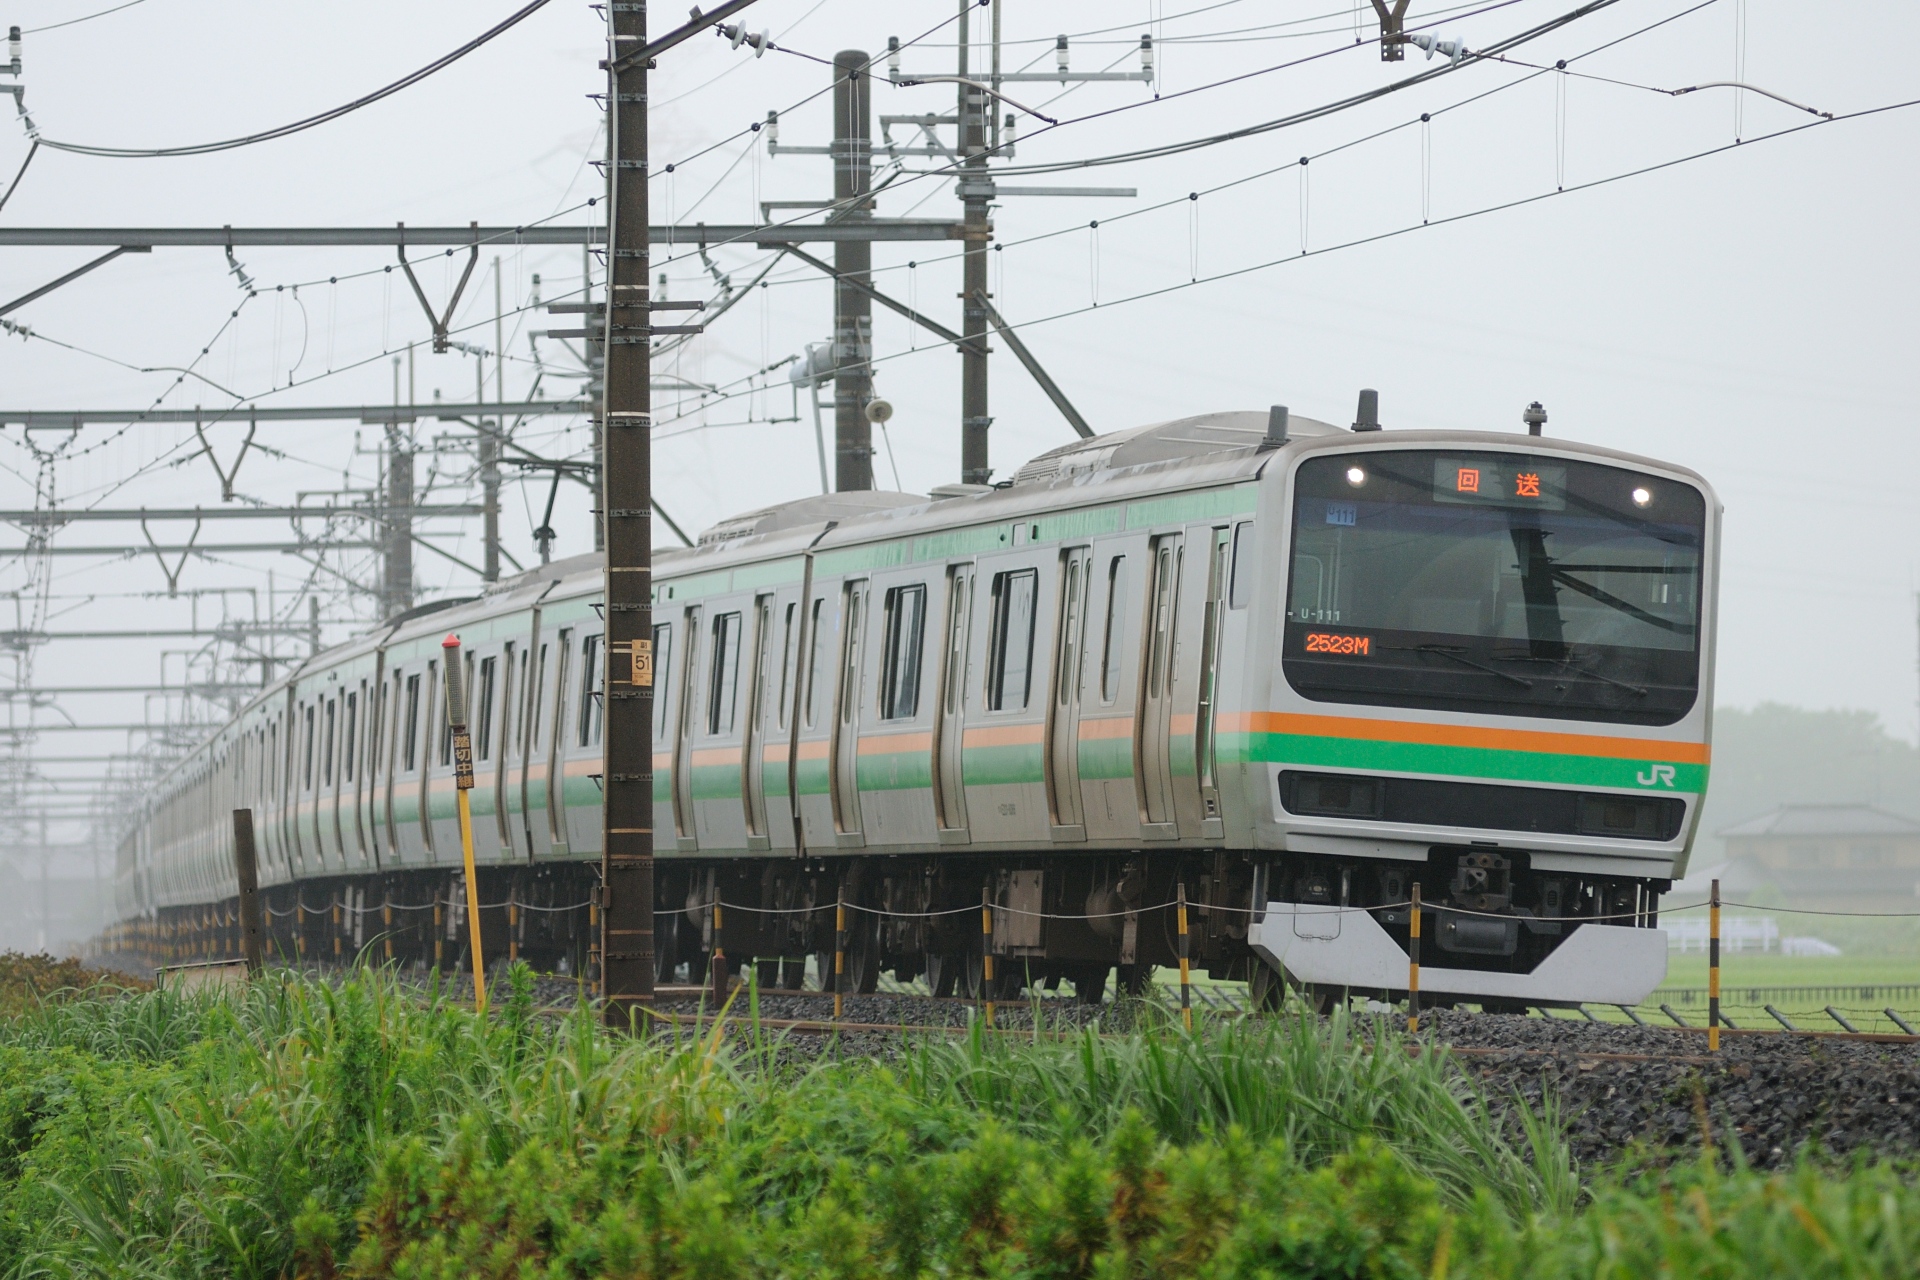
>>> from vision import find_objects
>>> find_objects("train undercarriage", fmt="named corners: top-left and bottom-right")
top-left (98, 848), bottom-right (1667, 1010)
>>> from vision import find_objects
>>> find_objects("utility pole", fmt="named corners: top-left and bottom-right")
top-left (832, 50), bottom-right (874, 491)
top-left (957, 8), bottom-right (992, 485)
top-left (483, 258), bottom-right (503, 583)
top-left (587, 241), bottom-right (606, 553)
top-left (600, 0), bottom-right (654, 1025)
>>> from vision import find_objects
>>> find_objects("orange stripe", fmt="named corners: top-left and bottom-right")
top-left (1222, 711), bottom-right (1711, 764)
top-left (858, 731), bottom-right (933, 756)
top-left (1077, 715), bottom-right (1133, 741)
top-left (1170, 713), bottom-right (1197, 735)
top-left (689, 747), bottom-right (737, 767)
top-left (962, 722), bottom-right (1045, 748)
top-left (762, 742), bottom-right (791, 763)
top-left (795, 740), bottom-right (830, 761)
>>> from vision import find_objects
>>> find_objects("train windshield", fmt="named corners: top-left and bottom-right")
top-left (1283, 449), bottom-right (1707, 725)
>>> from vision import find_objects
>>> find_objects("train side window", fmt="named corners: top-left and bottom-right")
top-left (652, 623), bottom-right (672, 737)
top-left (802, 598), bottom-right (826, 728)
top-left (775, 603), bottom-right (797, 731)
top-left (879, 583), bottom-right (928, 720)
top-left (302, 704), bottom-right (316, 789)
top-left (579, 634), bottom-right (602, 747)
top-left (475, 657), bottom-right (497, 760)
top-left (402, 674), bottom-right (421, 772)
top-left (986, 569), bottom-right (1038, 711)
top-left (707, 611), bottom-right (743, 735)
top-left (1100, 556), bottom-right (1128, 703)
top-left (343, 692), bottom-right (358, 782)
top-left (527, 646), bottom-right (547, 758)
top-left (322, 699), bottom-right (337, 786)
top-left (1228, 521), bottom-right (1253, 610)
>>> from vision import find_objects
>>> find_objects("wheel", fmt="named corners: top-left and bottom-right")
top-left (1118, 963), bottom-right (1152, 998)
top-left (755, 958), bottom-right (781, 991)
top-left (1248, 961), bottom-right (1284, 1013)
top-left (842, 916), bottom-right (880, 994)
top-left (809, 950), bottom-right (833, 992)
top-left (1302, 982), bottom-right (1339, 1017)
top-left (1071, 964), bottom-right (1111, 1006)
top-left (924, 948), bottom-right (959, 997)
top-left (653, 910), bottom-right (681, 985)
top-left (779, 956), bottom-right (807, 991)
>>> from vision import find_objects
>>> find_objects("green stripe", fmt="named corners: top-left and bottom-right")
top-left (914, 526), bottom-right (1010, 559)
top-left (689, 761), bottom-right (740, 800)
top-left (732, 557), bottom-right (806, 590)
top-left (1125, 483), bottom-right (1257, 529)
top-left (1233, 731), bottom-right (1708, 794)
top-left (657, 569), bottom-right (730, 603)
top-left (1035, 506), bottom-right (1124, 541)
top-left (962, 742), bottom-right (1043, 787)
top-left (815, 541), bottom-right (911, 577)
top-left (1076, 736), bottom-right (1133, 782)
top-left (856, 749), bottom-right (933, 791)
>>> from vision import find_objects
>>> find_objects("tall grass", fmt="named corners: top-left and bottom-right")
top-left (0, 966), bottom-right (1915, 1278)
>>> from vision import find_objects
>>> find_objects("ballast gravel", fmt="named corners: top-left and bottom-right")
top-left (1409, 1009), bottom-right (1920, 1168)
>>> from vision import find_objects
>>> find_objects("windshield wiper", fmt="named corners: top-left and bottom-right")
top-left (1549, 569), bottom-right (1696, 636)
top-left (1491, 648), bottom-right (1649, 697)
top-left (1403, 644), bottom-right (1533, 688)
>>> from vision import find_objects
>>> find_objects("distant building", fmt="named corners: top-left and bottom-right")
top-left (1717, 804), bottom-right (1920, 913)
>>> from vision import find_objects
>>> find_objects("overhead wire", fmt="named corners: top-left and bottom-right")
top-left (32, 0), bottom-right (557, 157)
top-left (639, 96), bottom-right (1920, 438)
top-left (21, 0), bottom-right (148, 34)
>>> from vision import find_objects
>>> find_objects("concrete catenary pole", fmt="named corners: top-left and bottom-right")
top-left (832, 50), bottom-right (874, 491)
top-left (957, 8), bottom-right (992, 485)
top-left (599, 0), bottom-right (657, 1022)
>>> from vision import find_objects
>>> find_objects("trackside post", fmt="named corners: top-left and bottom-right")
top-left (442, 633), bottom-right (487, 1016)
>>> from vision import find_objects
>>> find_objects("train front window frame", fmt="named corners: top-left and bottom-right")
top-left (1282, 448), bottom-right (1707, 726)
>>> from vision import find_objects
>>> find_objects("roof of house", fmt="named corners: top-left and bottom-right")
top-left (1717, 803), bottom-right (1920, 839)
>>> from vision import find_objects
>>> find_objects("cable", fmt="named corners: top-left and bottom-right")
top-left (36, 0), bottom-right (556, 158)
top-left (21, 0), bottom-right (148, 34)
top-left (0, 140), bottom-right (38, 213)
top-left (647, 95), bottom-right (1920, 439)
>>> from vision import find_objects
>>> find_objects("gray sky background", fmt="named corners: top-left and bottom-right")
top-left (0, 0), bottom-right (1915, 854)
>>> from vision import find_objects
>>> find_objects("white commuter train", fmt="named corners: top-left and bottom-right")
top-left (107, 404), bottom-right (1716, 1007)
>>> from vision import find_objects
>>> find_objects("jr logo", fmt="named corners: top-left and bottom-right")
top-left (1635, 764), bottom-right (1677, 788)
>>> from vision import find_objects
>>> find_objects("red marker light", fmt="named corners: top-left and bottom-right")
top-left (443, 633), bottom-right (460, 649)
top-left (1456, 467), bottom-right (1481, 494)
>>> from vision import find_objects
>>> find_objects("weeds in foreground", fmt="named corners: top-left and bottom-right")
top-left (0, 966), bottom-right (1914, 1278)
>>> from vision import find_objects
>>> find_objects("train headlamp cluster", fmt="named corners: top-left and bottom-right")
top-left (1631, 486), bottom-right (1653, 508)
top-left (1345, 466), bottom-right (1367, 487)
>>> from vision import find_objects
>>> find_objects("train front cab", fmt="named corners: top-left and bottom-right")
top-left (1245, 432), bottom-right (1719, 1009)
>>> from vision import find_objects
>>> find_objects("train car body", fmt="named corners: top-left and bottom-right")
top-left (110, 409), bottom-right (1719, 1007)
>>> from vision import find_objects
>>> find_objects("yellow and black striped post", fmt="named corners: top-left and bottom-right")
top-left (383, 902), bottom-right (393, 962)
top-left (710, 898), bottom-right (726, 1007)
top-left (1708, 878), bottom-right (1721, 1053)
top-left (1408, 883), bottom-right (1422, 1034)
top-left (834, 890), bottom-right (846, 1022)
top-left (982, 886), bottom-right (996, 1027)
top-left (1177, 882), bottom-right (1193, 1033)
top-left (442, 634), bottom-right (487, 1016)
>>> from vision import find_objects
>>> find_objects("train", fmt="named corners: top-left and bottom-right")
top-left (102, 400), bottom-right (1718, 1009)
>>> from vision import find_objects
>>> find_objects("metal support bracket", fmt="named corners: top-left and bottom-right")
top-left (0, 244), bottom-right (150, 319)
top-left (139, 517), bottom-right (201, 597)
top-left (1369, 0), bottom-right (1412, 60)
top-left (973, 292), bottom-right (1094, 439)
top-left (396, 221), bottom-right (480, 353)
top-left (193, 409), bottom-right (257, 502)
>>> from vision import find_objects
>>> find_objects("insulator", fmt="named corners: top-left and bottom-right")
top-left (1139, 34), bottom-right (1153, 74)
top-left (1055, 34), bottom-right (1069, 75)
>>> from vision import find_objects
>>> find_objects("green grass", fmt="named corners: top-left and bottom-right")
top-left (0, 966), bottom-right (1917, 1277)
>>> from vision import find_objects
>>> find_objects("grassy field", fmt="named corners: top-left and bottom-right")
top-left (1, 954), bottom-right (1919, 1277)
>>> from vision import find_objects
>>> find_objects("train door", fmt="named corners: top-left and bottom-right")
top-left (1191, 526), bottom-right (1232, 839)
top-left (519, 631), bottom-right (549, 858)
top-left (545, 629), bottom-right (573, 855)
top-left (931, 565), bottom-right (973, 839)
top-left (1045, 547), bottom-right (1092, 837)
top-left (566, 631), bottom-right (604, 855)
top-left (649, 619), bottom-right (677, 853)
top-left (671, 606), bottom-right (700, 850)
top-left (1135, 534), bottom-right (1183, 837)
top-left (495, 640), bottom-right (518, 859)
top-left (830, 579), bottom-right (868, 843)
top-left (742, 595), bottom-right (774, 848)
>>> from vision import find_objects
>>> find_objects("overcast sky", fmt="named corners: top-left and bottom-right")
top-left (1, 0), bottom-right (1916, 851)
